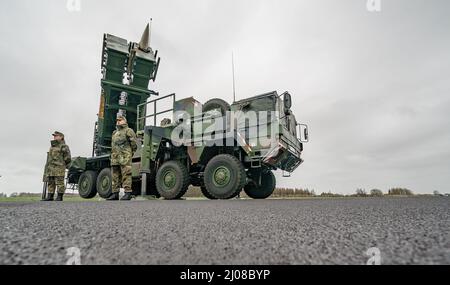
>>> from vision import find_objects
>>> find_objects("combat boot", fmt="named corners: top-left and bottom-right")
top-left (42, 193), bottom-right (54, 202)
top-left (120, 192), bottom-right (133, 201)
top-left (106, 192), bottom-right (119, 201)
top-left (55, 193), bottom-right (64, 202)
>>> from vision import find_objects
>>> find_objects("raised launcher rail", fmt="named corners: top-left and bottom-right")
top-left (66, 24), bottom-right (163, 199)
top-left (95, 26), bottom-right (160, 157)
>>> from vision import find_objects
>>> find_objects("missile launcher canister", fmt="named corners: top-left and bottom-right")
top-left (96, 24), bottom-right (160, 156)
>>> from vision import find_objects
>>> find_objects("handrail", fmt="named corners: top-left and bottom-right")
top-left (137, 93), bottom-right (176, 131)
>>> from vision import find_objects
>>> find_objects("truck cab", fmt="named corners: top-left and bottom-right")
top-left (230, 91), bottom-right (307, 173)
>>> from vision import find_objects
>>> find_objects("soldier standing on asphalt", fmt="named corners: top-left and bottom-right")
top-left (43, 131), bottom-right (71, 202)
top-left (106, 116), bottom-right (137, 201)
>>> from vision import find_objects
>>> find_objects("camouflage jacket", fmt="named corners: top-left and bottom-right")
top-left (46, 140), bottom-right (71, 177)
top-left (111, 124), bottom-right (137, 166)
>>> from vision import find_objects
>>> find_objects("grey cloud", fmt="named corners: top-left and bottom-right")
top-left (1, 0), bottom-right (449, 195)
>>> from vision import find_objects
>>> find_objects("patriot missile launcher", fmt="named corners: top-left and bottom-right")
top-left (68, 24), bottom-right (308, 200)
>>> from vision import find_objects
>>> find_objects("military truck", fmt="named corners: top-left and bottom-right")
top-left (67, 25), bottom-right (308, 200)
top-left (135, 92), bottom-right (308, 200)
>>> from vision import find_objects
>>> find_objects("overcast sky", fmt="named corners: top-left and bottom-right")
top-left (0, 0), bottom-right (449, 195)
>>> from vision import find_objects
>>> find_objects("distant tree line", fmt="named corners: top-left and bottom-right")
top-left (387, 188), bottom-right (414, 196)
top-left (185, 187), bottom-right (418, 198)
top-left (271, 188), bottom-right (316, 197)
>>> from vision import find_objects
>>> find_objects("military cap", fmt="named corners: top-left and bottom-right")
top-left (52, 131), bottom-right (65, 137)
top-left (116, 115), bottom-right (128, 123)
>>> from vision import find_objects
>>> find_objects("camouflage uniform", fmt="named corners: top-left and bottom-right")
top-left (111, 123), bottom-right (137, 193)
top-left (46, 136), bottom-right (71, 194)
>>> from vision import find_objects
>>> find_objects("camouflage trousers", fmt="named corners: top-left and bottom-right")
top-left (112, 165), bottom-right (132, 193)
top-left (48, 176), bottom-right (66, 194)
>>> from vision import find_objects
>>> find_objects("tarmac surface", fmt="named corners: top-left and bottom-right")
top-left (0, 197), bottom-right (449, 265)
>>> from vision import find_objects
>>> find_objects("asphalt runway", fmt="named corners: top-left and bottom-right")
top-left (0, 197), bottom-right (449, 265)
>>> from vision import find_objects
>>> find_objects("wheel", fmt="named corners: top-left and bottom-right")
top-left (203, 98), bottom-right (231, 115)
top-left (78, 171), bottom-right (98, 199)
top-left (156, 161), bottom-right (190, 200)
top-left (132, 175), bottom-right (161, 198)
top-left (244, 170), bottom-right (276, 199)
top-left (204, 154), bottom-right (246, 199)
top-left (96, 168), bottom-right (112, 199)
top-left (201, 186), bottom-right (217, 200)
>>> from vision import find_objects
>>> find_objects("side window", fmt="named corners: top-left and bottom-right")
top-left (278, 98), bottom-right (289, 130)
top-left (290, 114), bottom-right (298, 136)
top-left (279, 98), bottom-right (285, 119)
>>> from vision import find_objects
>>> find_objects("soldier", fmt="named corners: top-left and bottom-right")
top-left (43, 131), bottom-right (71, 202)
top-left (106, 116), bottom-right (137, 201)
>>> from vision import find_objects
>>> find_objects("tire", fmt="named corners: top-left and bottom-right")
top-left (204, 154), bottom-right (246, 200)
top-left (203, 98), bottom-right (231, 116)
top-left (244, 170), bottom-right (276, 199)
top-left (156, 161), bottom-right (190, 200)
top-left (96, 168), bottom-right (112, 199)
top-left (201, 186), bottom-right (217, 200)
top-left (78, 171), bottom-right (98, 199)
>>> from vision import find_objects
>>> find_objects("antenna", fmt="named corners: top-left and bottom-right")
top-left (232, 52), bottom-right (236, 103)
